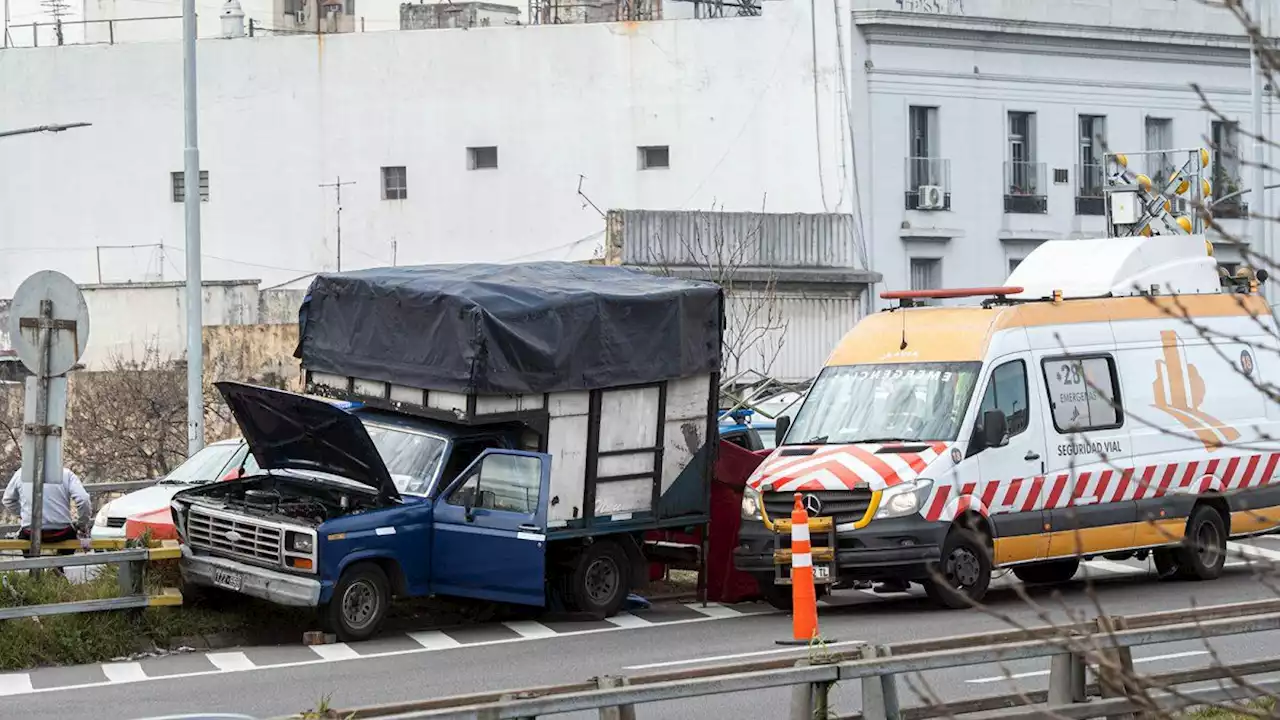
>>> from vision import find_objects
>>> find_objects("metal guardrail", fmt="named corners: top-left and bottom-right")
top-left (305, 598), bottom-right (1280, 720)
top-left (0, 539), bottom-right (183, 619)
top-left (0, 478), bottom-right (159, 534)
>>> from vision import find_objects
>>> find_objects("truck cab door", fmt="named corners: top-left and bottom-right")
top-left (431, 449), bottom-right (552, 607)
top-left (973, 354), bottom-right (1051, 565)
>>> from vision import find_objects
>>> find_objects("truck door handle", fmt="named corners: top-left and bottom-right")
top-left (518, 524), bottom-right (540, 533)
top-left (1025, 451), bottom-right (1041, 461)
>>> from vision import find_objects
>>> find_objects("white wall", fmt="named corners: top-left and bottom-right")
top-left (0, 6), bottom-right (851, 299)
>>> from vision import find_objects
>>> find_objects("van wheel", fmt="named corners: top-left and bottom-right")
top-left (322, 563), bottom-right (391, 642)
top-left (1012, 559), bottom-right (1080, 585)
top-left (924, 528), bottom-right (992, 609)
top-left (566, 541), bottom-right (630, 619)
top-left (1175, 505), bottom-right (1227, 581)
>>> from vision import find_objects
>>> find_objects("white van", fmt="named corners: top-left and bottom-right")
top-left (735, 235), bottom-right (1280, 608)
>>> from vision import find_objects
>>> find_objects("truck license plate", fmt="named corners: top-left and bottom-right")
top-left (213, 568), bottom-right (244, 591)
top-left (813, 565), bottom-right (830, 580)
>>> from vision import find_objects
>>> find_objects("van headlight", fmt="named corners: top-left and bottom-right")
top-left (874, 478), bottom-right (933, 520)
top-left (741, 485), bottom-right (763, 521)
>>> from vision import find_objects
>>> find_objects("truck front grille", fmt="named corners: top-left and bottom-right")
top-left (764, 489), bottom-right (874, 527)
top-left (186, 507), bottom-right (282, 566)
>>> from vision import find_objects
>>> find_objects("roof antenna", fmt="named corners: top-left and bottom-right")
top-left (900, 309), bottom-right (909, 350)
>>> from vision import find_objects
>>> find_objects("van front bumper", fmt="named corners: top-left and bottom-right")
top-left (180, 545), bottom-right (322, 607)
top-left (733, 515), bottom-right (946, 583)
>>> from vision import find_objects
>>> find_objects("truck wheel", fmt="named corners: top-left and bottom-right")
top-left (924, 527), bottom-right (992, 609)
top-left (323, 563), bottom-right (391, 642)
top-left (1011, 559), bottom-right (1080, 585)
top-left (1153, 548), bottom-right (1181, 580)
top-left (1175, 505), bottom-right (1227, 581)
top-left (567, 541), bottom-right (630, 619)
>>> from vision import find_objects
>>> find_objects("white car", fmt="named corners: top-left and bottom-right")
top-left (91, 439), bottom-right (257, 540)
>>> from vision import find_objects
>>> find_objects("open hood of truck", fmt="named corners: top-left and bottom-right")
top-left (214, 381), bottom-right (400, 502)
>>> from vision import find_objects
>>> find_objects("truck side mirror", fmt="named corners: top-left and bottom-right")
top-left (775, 415), bottom-right (791, 443)
top-left (982, 410), bottom-right (1009, 448)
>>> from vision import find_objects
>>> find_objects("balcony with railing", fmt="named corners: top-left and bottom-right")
top-left (1075, 163), bottom-right (1106, 215)
top-left (1211, 169), bottom-right (1248, 219)
top-left (1004, 161), bottom-right (1047, 214)
top-left (904, 157), bottom-right (951, 211)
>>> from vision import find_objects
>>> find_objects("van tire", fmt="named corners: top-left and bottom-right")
top-left (566, 540), bottom-right (630, 619)
top-left (1011, 559), bottom-right (1080, 585)
top-left (1175, 505), bottom-right (1227, 581)
top-left (322, 563), bottom-right (391, 642)
top-left (924, 527), bottom-right (992, 609)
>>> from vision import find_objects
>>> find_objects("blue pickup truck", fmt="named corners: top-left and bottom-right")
top-left (172, 263), bottom-right (723, 640)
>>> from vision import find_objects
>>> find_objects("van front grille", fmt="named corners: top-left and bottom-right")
top-left (764, 489), bottom-right (874, 527)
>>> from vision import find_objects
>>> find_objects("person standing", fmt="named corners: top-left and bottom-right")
top-left (2, 466), bottom-right (93, 555)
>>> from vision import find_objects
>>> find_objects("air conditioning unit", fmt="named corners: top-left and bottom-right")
top-left (917, 185), bottom-right (945, 210)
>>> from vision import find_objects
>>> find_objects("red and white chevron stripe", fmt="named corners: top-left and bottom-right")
top-left (746, 442), bottom-right (952, 493)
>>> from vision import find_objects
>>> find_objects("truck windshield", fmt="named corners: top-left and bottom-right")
top-left (363, 422), bottom-right (447, 495)
top-left (784, 362), bottom-right (982, 445)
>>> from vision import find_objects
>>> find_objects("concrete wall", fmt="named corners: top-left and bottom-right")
top-left (0, 7), bottom-right (849, 301)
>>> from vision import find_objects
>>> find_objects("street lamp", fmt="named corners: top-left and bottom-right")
top-left (0, 122), bottom-right (91, 139)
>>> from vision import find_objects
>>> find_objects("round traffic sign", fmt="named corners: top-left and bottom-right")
top-left (7, 270), bottom-right (90, 377)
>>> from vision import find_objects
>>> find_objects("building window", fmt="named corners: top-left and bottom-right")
top-left (1145, 117), bottom-right (1173, 177)
top-left (1008, 257), bottom-right (1022, 275)
top-left (909, 257), bottom-right (941, 304)
top-left (1076, 115), bottom-right (1107, 215)
top-left (171, 170), bottom-right (209, 203)
top-left (381, 166), bottom-right (408, 200)
top-left (468, 146), bottom-right (499, 170)
top-left (638, 145), bottom-right (670, 170)
top-left (1211, 120), bottom-right (1246, 218)
top-left (906, 106), bottom-right (950, 210)
top-left (1005, 112), bottom-right (1046, 213)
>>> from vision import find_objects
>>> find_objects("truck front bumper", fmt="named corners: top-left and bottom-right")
top-left (181, 545), bottom-right (322, 607)
top-left (733, 515), bottom-right (945, 584)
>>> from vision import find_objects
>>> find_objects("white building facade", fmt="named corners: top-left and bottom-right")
top-left (0, 0), bottom-right (1271, 379)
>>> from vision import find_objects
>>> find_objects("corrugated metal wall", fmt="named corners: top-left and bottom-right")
top-left (724, 290), bottom-right (860, 383)
top-left (609, 210), bottom-right (860, 269)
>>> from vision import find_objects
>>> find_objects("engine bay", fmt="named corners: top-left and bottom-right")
top-left (178, 473), bottom-right (380, 526)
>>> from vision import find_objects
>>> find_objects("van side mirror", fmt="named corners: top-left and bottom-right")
top-left (775, 415), bottom-right (792, 443)
top-left (982, 410), bottom-right (1009, 448)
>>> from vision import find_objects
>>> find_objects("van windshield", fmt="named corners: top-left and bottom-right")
top-left (784, 362), bottom-right (982, 445)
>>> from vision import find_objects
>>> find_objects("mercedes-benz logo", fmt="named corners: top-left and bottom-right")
top-left (802, 494), bottom-right (823, 516)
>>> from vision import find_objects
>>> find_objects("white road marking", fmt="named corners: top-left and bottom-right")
top-left (503, 621), bottom-right (557, 639)
top-left (624, 640), bottom-right (867, 670)
top-left (683, 602), bottom-right (741, 619)
top-left (101, 662), bottom-right (147, 682)
top-left (1228, 541), bottom-right (1280, 564)
top-left (0, 673), bottom-right (33, 696)
top-left (206, 652), bottom-right (255, 671)
top-left (408, 631), bottom-right (464, 650)
top-left (309, 643), bottom-right (360, 661)
top-left (1080, 559), bottom-right (1145, 576)
top-left (603, 612), bottom-right (652, 629)
top-left (967, 650), bottom-right (1208, 684)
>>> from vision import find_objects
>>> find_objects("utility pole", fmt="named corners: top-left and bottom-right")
top-left (182, 0), bottom-right (205, 455)
top-left (1251, 0), bottom-right (1268, 293)
top-left (319, 176), bottom-right (356, 272)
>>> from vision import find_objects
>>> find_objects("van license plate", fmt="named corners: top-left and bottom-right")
top-left (213, 568), bottom-right (244, 591)
top-left (813, 565), bottom-right (830, 580)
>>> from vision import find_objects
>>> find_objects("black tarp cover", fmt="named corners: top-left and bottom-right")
top-left (295, 262), bottom-right (724, 396)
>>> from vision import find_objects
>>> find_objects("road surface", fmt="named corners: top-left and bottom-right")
top-left (6, 537), bottom-right (1280, 719)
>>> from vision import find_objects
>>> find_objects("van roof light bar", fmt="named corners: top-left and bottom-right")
top-left (880, 286), bottom-right (1024, 301)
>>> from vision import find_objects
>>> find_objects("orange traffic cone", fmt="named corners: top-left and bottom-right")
top-left (777, 492), bottom-right (832, 645)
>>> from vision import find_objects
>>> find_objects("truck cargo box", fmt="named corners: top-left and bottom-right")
top-left (297, 262), bottom-right (724, 534)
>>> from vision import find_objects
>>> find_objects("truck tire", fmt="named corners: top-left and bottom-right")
top-left (566, 540), bottom-right (630, 619)
top-left (1011, 559), bottom-right (1080, 585)
top-left (1174, 505), bottom-right (1227, 581)
top-left (1153, 547), bottom-right (1182, 580)
top-left (323, 563), bottom-right (391, 642)
top-left (924, 527), bottom-right (992, 609)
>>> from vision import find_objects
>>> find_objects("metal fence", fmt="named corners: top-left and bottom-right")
top-left (0, 478), bottom-right (158, 535)
top-left (308, 598), bottom-right (1280, 720)
top-left (0, 538), bottom-right (182, 619)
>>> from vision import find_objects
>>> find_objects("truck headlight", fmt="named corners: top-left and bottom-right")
top-left (287, 531), bottom-right (314, 553)
top-left (94, 507), bottom-right (108, 527)
top-left (874, 478), bottom-right (933, 520)
top-left (741, 485), bottom-right (763, 521)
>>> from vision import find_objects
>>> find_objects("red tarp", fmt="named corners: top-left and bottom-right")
top-left (646, 439), bottom-right (768, 604)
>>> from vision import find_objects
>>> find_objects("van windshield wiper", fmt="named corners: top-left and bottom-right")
top-left (849, 437), bottom-right (923, 444)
